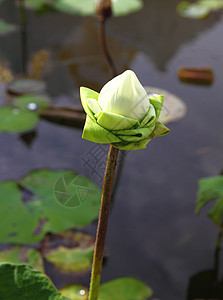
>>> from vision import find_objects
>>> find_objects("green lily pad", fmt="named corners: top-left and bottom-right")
top-left (7, 79), bottom-right (46, 95)
top-left (45, 246), bottom-right (94, 273)
top-left (60, 285), bottom-right (88, 299)
top-left (98, 277), bottom-right (153, 300)
top-left (61, 278), bottom-right (152, 300)
top-left (112, 0), bottom-right (143, 16)
top-left (0, 247), bottom-right (44, 272)
top-left (177, 1), bottom-right (210, 19)
top-left (0, 263), bottom-right (69, 300)
top-left (198, 0), bottom-right (223, 10)
top-left (13, 94), bottom-right (50, 110)
top-left (144, 87), bottom-right (187, 124)
top-left (23, 0), bottom-right (50, 10)
top-left (0, 107), bottom-right (39, 133)
top-left (0, 19), bottom-right (17, 35)
top-left (23, 0), bottom-right (143, 16)
top-left (0, 170), bottom-right (101, 244)
top-left (196, 176), bottom-right (223, 228)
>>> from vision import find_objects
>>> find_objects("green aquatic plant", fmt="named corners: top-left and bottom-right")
top-left (81, 70), bottom-right (169, 300)
top-left (177, 0), bottom-right (223, 19)
top-left (80, 70), bottom-right (169, 151)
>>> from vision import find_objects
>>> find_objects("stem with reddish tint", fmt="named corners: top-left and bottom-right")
top-left (88, 145), bottom-right (119, 300)
top-left (89, 3), bottom-right (119, 298)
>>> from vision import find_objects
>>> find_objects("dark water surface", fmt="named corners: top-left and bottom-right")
top-left (0, 0), bottom-right (223, 299)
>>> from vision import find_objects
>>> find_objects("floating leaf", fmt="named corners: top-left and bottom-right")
top-left (53, 0), bottom-right (97, 15)
top-left (45, 246), bottom-right (94, 273)
top-left (13, 94), bottom-right (50, 110)
top-left (98, 277), bottom-right (153, 300)
top-left (196, 176), bottom-right (223, 228)
top-left (144, 87), bottom-right (187, 124)
top-left (112, 0), bottom-right (143, 17)
top-left (0, 107), bottom-right (39, 133)
top-left (23, 0), bottom-right (51, 10)
top-left (61, 278), bottom-right (152, 300)
top-left (7, 79), bottom-right (46, 95)
top-left (0, 170), bottom-right (101, 244)
top-left (198, 0), bottom-right (223, 10)
top-left (41, 231), bottom-right (95, 254)
top-left (0, 19), bottom-right (17, 35)
top-left (177, 1), bottom-right (210, 19)
top-left (60, 285), bottom-right (88, 300)
top-left (0, 247), bottom-right (44, 272)
top-left (24, 0), bottom-right (143, 16)
top-left (0, 263), bottom-right (69, 300)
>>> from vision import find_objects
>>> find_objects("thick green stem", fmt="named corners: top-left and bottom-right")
top-left (88, 145), bottom-right (119, 300)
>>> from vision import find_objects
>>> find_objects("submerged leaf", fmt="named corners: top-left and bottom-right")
top-left (45, 246), bottom-right (94, 273)
top-left (0, 19), bottom-right (17, 35)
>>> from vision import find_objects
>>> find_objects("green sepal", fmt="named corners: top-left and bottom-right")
top-left (95, 111), bottom-right (139, 130)
top-left (114, 125), bottom-right (156, 142)
top-left (86, 98), bottom-right (102, 115)
top-left (149, 121), bottom-right (170, 138)
top-left (112, 138), bottom-right (151, 150)
top-left (80, 87), bottom-right (99, 120)
top-left (138, 104), bottom-right (156, 128)
top-left (149, 94), bottom-right (164, 120)
top-left (80, 86), bottom-right (169, 150)
top-left (82, 115), bottom-right (121, 144)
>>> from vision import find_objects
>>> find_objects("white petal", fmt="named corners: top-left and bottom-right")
top-left (98, 70), bottom-right (150, 121)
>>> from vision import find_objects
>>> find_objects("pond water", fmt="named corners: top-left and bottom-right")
top-left (0, 0), bottom-right (223, 299)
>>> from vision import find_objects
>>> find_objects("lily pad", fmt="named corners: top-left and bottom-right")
top-left (7, 79), bottom-right (46, 95)
top-left (0, 107), bottom-right (39, 133)
top-left (98, 277), bottom-right (152, 300)
top-left (0, 170), bottom-right (101, 244)
top-left (177, 1), bottom-right (210, 19)
top-left (196, 176), bottom-right (223, 228)
top-left (0, 247), bottom-right (44, 272)
top-left (24, 0), bottom-right (51, 10)
top-left (0, 19), bottom-right (17, 35)
top-left (112, 0), bottom-right (143, 17)
top-left (198, 0), bottom-right (223, 10)
top-left (60, 285), bottom-right (88, 300)
top-left (144, 87), bottom-right (187, 124)
top-left (13, 94), bottom-right (50, 110)
top-left (45, 246), bottom-right (94, 273)
top-left (24, 0), bottom-right (143, 16)
top-left (61, 278), bottom-right (152, 300)
top-left (41, 231), bottom-right (95, 250)
top-left (0, 263), bottom-right (69, 300)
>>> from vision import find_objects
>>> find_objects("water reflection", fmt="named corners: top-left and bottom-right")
top-left (57, 18), bottom-right (136, 91)
top-left (187, 242), bottom-right (223, 299)
top-left (108, 0), bottom-right (223, 70)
